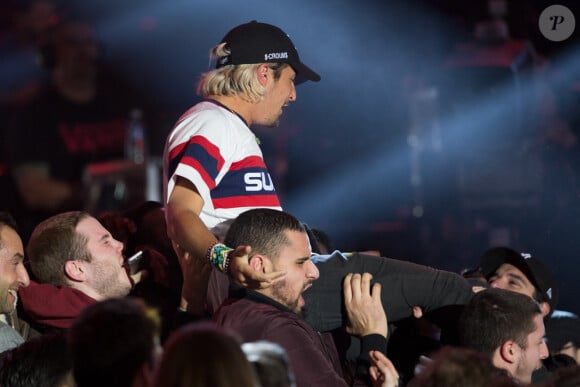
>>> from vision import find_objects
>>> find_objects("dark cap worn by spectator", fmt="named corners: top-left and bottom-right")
top-left (216, 20), bottom-right (320, 84)
top-left (479, 246), bottom-right (558, 313)
top-left (545, 315), bottom-right (580, 352)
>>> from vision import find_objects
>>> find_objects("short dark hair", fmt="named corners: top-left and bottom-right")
top-left (69, 297), bottom-right (160, 387)
top-left (26, 211), bottom-right (91, 286)
top-left (0, 212), bottom-right (19, 250)
top-left (224, 209), bottom-right (305, 261)
top-left (153, 321), bottom-right (257, 387)
top-left (0, 212), bottom-right (18, 232)
top-left (458, 288), bottom-right (542, 357)
top-left (0, 331), bottom-right (72, 387)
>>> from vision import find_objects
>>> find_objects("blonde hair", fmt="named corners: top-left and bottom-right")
top-left (197, 42), bottom-right (287, 103)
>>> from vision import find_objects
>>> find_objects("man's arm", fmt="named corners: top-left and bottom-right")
top-left (166, 177), bottom-right (224, 315)
top-left (166, 177), bottom-right (284, 314)
top-left (305, 252), bottom-right (473, 332)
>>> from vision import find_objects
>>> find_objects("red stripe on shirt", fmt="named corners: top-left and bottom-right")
top-left (213, 194), bottom-right (281, 209)
top-left (230, 156), bottom-right (266, 171)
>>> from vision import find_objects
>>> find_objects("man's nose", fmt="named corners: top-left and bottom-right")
top-left (18, 264), bottom-right (30, 288)
top-left (489, 278), bottom-right (503, 289)
top-left (114, 239), bottom-right (124, 252)
top-left (289, 83), bottom-right (296, 102)
top-left (540, 341), bottom-right (549, 360)
top-left (307, 261), bottom-right (319, 280)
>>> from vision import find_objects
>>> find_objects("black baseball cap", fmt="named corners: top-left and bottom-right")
top-left (216, 21), bottom-right (321, 84)
top-left (545, 315), bottom-right (580, 351)
top-left (479, 247), bottom-right (558, 313)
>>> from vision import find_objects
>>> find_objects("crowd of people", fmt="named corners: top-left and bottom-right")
top-left (1, 2), bottom-right (579, 386)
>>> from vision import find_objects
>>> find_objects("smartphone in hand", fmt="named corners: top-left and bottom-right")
top-left (127, 250), bottom-right (144, 275)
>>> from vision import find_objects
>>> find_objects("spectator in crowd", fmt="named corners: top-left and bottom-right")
top-left (479, 246), bottom-right (560, 382)
top-left (0, 331), bottom-right (73, 387)
top-left (153, 321), bottom-right (258, 387)
top-left (458, 288), bottom-right (549, 384)
top-left (6, 16), bottom-right (151, 242)
top-left (99, 200), bottom-right (182, 297)
top-left (479, 246), bottom-right (558, 317)
top-left (97, 201), bottom-right (186, 342)
top-left (213, 208), bottom-right (392, 386)
top-left (0, 0), bottom-right (58, 112)
top-left (544, 314), bottom-right (580, 364)
top-left (0, 0), bottom-right (60, 216)
top-left (69, 297), bottom-right (161, 387)
top-left (18, 211), bottom-right (132, 331)
top-left (0, 212), bottom-right (30, 352)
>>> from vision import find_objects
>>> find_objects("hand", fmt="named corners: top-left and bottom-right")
top-left (343, 273), bottom-right (387, 337)
top-left (228, 245), bottom-right (286, 289)
top-left (412, 306), bottom-right (423, 319)
top-left (369, 351), bottom-right (399, 387)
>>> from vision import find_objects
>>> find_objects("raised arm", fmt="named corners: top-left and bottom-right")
top-left (343, 272), bottom-right (389, 385)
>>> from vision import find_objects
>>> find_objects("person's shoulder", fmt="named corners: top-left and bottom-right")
top-left (171, 101), bottom-right (251, 146)
top-left (172, 101), bottom-right (225, 133)
top-left (0, 321), bottom-right (24, 352)
top-left (181, 100), bottom-right (225, 119)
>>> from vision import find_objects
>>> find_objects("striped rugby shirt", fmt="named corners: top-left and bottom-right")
top-left (163, 100), bottom-right (281, 237)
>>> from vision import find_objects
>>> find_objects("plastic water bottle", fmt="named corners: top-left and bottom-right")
top-left (125, 108), bottom-right (146, 164)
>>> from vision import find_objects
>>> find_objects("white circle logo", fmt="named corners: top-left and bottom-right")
top-left (539, 5), bottom-right (576, 42)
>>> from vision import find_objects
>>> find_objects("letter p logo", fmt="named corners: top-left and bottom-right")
top-left (539, 5), bottom-right (575, 41)
top-left (550, 15), bottom-right (565, 30)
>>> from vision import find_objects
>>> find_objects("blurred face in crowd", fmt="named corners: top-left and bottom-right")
top-left (0, 226), bottom-right (30, 313)
top-left (267, 230), bottom-right (319, 315)
top-left (54, 21), bottom-right (100, 75)
top-left (488, 263), bottom-right (551, 317)
top-left (513, 314), bottom-right (549, 384)
top-left (488, 264), bottom-right (536, 300)
top-left (76, 217), bottom-right (131, 300)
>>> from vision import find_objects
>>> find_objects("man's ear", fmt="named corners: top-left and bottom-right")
top-left (499, 340), bottom-right (519, 364)
top-left (539, 301), bottom-right (550, 317)
top-left (256, 64), bottom-right (269, 86)
top-left (249, 254), bottom-right (270, 273)
top-left (64, 260), bottom-right (87, 282)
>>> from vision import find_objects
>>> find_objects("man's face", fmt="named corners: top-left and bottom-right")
top-left (55, 21), bottom-right (99, 72)
top-left (76, 217), bottom-right (131, 300)
top-left (488, 263), bottom-right (537, 300)
top-left (267, 230), bottom-right (319, 314)
top-left (255, 65), bottom-right (297, 127)
top-left (514, 314), bottom-right (549, 383)
top-left (0, 227), bottom-right (29, 314)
